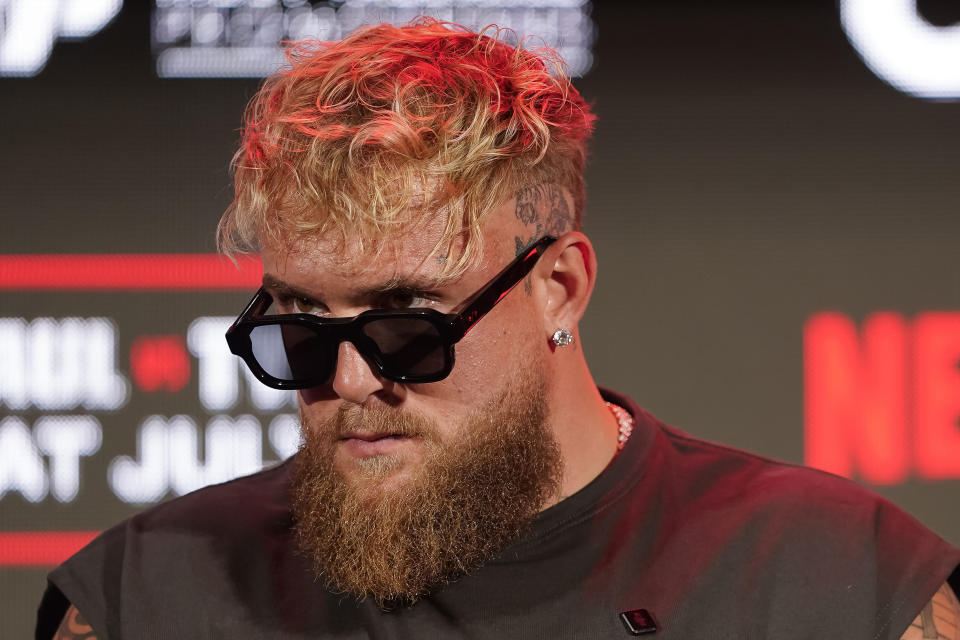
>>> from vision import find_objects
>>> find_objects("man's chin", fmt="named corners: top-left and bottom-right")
top-left (334, 449), bottom-right (423, 491)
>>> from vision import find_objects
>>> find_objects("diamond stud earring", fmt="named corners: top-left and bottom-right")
top-left (551, 328), bottom-right (574, 347)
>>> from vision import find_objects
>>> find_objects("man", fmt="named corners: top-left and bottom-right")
top-left (38, 20), bottom-right (960, 639)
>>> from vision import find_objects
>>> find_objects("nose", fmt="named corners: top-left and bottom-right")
top-left (331, 341), bottom-right (385, 403)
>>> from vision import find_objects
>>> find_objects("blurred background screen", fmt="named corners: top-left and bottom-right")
top-left (1, 1), bottom-right (958, 636)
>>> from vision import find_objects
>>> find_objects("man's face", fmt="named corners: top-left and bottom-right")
top-left (260, 197), bottom-right (563, 603)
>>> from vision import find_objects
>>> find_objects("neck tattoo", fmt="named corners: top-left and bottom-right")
top-left (606, 401), bottom-right (634, 451)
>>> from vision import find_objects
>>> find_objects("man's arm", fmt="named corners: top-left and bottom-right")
top-left (900, 582), bottom-right (960, 640)
top-left (52, 605), bottom-right (98, 640)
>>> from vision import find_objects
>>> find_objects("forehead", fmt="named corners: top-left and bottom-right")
top-left (266, 234), bottom-right (443, 289)
top-left (260, 211), bottom-right (515, 293)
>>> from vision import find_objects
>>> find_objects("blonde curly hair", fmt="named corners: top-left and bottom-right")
top-left (218, 19), bottom-right (596, 277)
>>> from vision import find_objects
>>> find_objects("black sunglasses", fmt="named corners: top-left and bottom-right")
top-left (225, 236), bottom-right (557, 388)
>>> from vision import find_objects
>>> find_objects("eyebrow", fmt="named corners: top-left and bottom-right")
top-left (261, 274), bottom-right (313, 301)
top-left (261, 273), bottom-right (447, 302)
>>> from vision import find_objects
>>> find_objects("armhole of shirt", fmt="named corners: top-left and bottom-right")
top-left (874, 553), bottom-right (960, 639)
top-left (36, 581), bottom-right (70, 640)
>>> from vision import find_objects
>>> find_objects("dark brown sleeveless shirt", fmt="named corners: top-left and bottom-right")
top-left (37, 390), bottom-right (960, 639)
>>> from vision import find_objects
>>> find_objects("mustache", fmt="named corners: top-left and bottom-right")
top-left (319, 403), bottom-right (439, 440)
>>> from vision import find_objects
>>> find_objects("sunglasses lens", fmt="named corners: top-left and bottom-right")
top-left (249, 323), bottom-right (333, 385)
top-left (362, 317), bottom-right (448, 379)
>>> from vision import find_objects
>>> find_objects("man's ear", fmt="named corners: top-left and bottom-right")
top-left (537, 232), bottom-right (597, 337)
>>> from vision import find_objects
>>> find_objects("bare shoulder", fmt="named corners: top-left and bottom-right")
top-left (900, 581), bottom-right (960, 640)
top-left (52, 605), bottom-right (98, 640)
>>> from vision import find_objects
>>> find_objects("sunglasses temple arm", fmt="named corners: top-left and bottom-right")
top-left (451, 236), bottom-right (556, 338)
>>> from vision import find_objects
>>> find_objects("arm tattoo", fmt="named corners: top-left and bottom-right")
top-left (53, 605), bottom-right (98, 640)
top-left (901, 582), bottom-right (960, 640)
